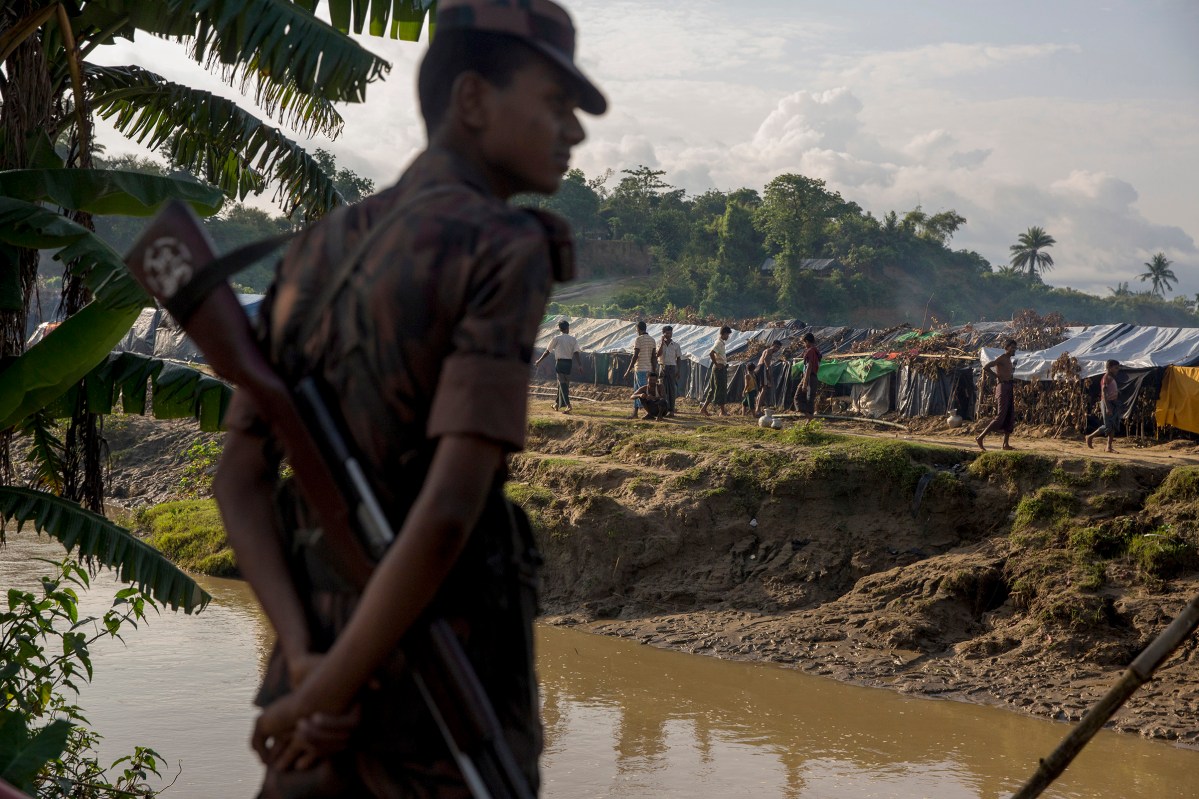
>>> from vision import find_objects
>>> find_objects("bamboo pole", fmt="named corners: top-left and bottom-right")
top-left (1010, 593), bottom-right (1199, 799)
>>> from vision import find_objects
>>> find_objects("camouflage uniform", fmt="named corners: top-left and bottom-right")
top-left (236, 144), bottom-right (574, 798)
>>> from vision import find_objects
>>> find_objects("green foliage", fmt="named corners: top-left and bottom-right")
top-left (139, 500), bottom-right (237, 577)
top-left (967, 451), bottom-right (1051, 488)
top-left (178, 439), bottom-right (224, 497)
top-left (1, 558), bottom-right (165, 796)
top-left (0, 168), bottom-right (224, 217)
top-left (0, 487), bottom-right (211, 612)
top-left (504, 482), bottom-right (554, 508)
top-left (1127, 526), bottom-right (1195, 579)
top-left (1070, 520), bottom-right (1137, 559)
top-left (1013, 487), bottom-right (1079, 530)
top-left (1147, 466), bottom-right (1199, 506)
top-left (782, 419), bottom-right (836, 446)
top-left (1009, 226), bottom-right (1056, 278)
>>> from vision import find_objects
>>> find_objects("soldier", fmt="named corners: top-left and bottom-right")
top-left (212, 1), bottom-right (606, 795)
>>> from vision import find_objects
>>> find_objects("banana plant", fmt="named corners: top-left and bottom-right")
top-left (0, 0), bottom-right (435, 599)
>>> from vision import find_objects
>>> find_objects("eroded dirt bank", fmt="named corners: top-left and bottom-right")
top-left (511, 407), bottom-right (1199, 745)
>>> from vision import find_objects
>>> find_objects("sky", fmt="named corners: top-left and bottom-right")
top-left (92, 0), bottom-right (1199, 300)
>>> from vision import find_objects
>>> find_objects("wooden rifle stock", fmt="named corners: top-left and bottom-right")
top-left (123, 201), bottom-right (533, 799)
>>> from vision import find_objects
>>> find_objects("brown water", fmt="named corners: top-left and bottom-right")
top-left (5, 534), bottom-right (1199, 798)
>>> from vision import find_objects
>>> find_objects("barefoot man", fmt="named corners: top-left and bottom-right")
top-left (976, 338), bottom-right (1018, 451)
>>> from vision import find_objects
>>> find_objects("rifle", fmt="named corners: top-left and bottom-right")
top-left (123, 200), bottom-right (534, 799)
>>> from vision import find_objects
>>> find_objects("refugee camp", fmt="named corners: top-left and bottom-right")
top-left (3, 2), bottom-right (1199, 798)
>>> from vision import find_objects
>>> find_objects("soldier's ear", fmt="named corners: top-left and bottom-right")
top-left (450, 71), bottom-right (492, 131)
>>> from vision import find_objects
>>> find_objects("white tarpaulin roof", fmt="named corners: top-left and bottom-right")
top-left (536, 317), bottom-right (769, 362)
top-left (980, 323), bottom-right (1199, 380)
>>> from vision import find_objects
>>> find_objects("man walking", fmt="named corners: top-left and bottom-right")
top-left (657, 324), bottom-right (683, 416)
top-left (976, 338), bottom-right (1018, 451)
top-left (700, 326), bottom-right (731, 417)
top-left (625, 319), bottom-right (657, 418)
top-left (536, 318), bottom-right (583, 412)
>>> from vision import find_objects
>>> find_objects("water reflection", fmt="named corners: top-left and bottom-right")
top-left (5, 535), bottom-right (1199, 798)
top-left (537, 624), bottom-right (1199, 799)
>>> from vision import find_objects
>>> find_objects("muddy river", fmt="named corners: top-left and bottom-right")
top-left (4, 535), bottom-right (1198, 798)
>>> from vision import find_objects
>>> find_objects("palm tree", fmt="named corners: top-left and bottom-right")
top-left (1008, 226), bottom-right (1056, 279)
top-left (0, 0), bottom-right (436, 603)
top-left (1138, 252), bottom-right (1177, 296)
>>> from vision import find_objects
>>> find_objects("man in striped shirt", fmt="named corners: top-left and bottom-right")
top-left (625, 320), bottom-right (657, 418)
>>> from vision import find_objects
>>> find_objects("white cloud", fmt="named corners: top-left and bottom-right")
top-left (85, 0), bottom-right (1199, 305)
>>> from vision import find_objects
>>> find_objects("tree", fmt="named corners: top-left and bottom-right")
top-left (1008, 226), bottom-right (1056, 278)
top-left (1138, 252), bottom-right (1177, 296)
top-left (755, 174), bottom-right (859, 308)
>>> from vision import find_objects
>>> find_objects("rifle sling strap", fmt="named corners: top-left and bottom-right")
top-left (296, 186), bottom-right (459, 347)
top-left (165, 231), bottom-right (296, 325)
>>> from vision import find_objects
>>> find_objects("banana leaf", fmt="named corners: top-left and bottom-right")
top-left (310, 0), bottom-right (435, 39)
top-left (0, 168), bottom-right (224, 217)
top-left (45, 353), bottom-right (233, 433)
top-left (82, 0), bottom-right (391, 102)
top-left (0, 487), bottom-right (211, 613)
top-left (88, 64), bottom-right (344, 218)
top-left (0, 197), bottom-right (149, 308)
top-left (0, 301), bottom-right (143, 432)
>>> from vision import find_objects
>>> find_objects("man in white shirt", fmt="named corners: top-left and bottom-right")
top-left (624, 320), bottom-right (657, 418)
top-left (699, 325), bottom-right (731, 417)
top-left (657, 325), bottom-right (683, 416)
top-left (535, 319), bottom-right (583, 412)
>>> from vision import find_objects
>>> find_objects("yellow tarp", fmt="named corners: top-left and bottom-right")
top-left (1155, 366), bottom-right (1199, 434)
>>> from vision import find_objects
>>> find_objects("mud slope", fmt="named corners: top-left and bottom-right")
top-left (511, 415), bottom-right (1199, 744)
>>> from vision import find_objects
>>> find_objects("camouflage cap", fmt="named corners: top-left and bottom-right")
top-left (436, 0), bottom-right (607, 115)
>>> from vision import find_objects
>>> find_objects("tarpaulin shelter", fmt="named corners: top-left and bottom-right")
top-left (977, 324), bottom-right (1199, 434)
top-left (113, 294), bottom-right (265, 363)
top-left (1155, 367), bottom-right (1199, 434)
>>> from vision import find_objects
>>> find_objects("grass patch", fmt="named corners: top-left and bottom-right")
top-left (968, 451), bottom-right (1051, 487)
top-left (1069, 518), bottom-right (1137, 559)
top-left (1127, 525), bottom-right (1195, 579)
top-left (504, 482), bottom-right (553, 507)
top-left (1147, 467), bottom-right (1199, 506)
top-left (139, 499), bottom-right (235, 577)
top-left (1013, 487), bottom-right (1079, 531)
top-left (527, 418), bottom-right (574, 435)
top-left (1051, 460), bottom-right (1098, 488)
top-left (781, 419), bottom-right (838, 447)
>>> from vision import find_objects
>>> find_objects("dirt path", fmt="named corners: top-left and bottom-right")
top-left (527, 384), bottom-right (1199, 470)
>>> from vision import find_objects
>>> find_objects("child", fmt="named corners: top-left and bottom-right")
top-left (741, 363), bottom-right (758, 416)
top-left (1086, 359), bottom-right (1122, 453)
top-left (213, 2), bottom-right (606, 795)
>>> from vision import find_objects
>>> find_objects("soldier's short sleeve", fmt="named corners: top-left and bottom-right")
top-left (427, 221), bottom-right (553, 450)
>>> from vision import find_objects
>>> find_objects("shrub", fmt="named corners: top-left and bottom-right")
top-left (1147, 467), bottom-right (1199, 506)
top-left (1127, 526), bottom-right (1195, 579)
top-left (1013, 487), bottom-right (1078, 530)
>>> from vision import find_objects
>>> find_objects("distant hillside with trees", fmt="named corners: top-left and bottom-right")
top-left (521, 167), bottom-right (1195, 328)
top-left (77, 159), bottom-right (1194, 328)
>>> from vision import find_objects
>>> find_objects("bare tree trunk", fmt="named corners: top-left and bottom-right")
top-left (0, 1), bottom-right (57, 484)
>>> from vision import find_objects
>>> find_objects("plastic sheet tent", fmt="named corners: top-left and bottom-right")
top-left (536, 317), bottom-right (1025, 411)
top-left (979, 324), bottom-right (1199, 380)
top-left (113, 294), bottom-right (265, 364)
